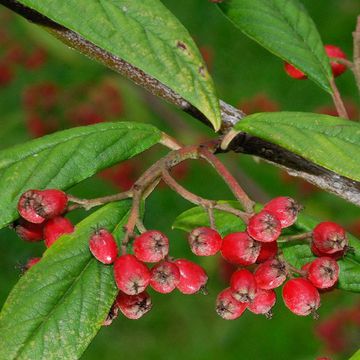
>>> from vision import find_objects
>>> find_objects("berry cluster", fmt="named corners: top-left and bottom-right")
top-left (285, 44), bottom-right (348, 79)
top-left (14, 189), bottom-right (349, 322)
top-left (15, 189), bottom-right (74, 268)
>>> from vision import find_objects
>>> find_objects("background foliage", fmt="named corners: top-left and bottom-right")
top-left (0, 1), bottom-right (359, 359)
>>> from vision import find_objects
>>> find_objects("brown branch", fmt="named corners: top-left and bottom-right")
top-left (353, 15), bottom-right (360, 95)
top-left (2, 0), bottom-right (360, 207)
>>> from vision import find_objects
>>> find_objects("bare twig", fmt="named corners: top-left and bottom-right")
top-left (329, 77), bottom-right (349, 119)
top-left (277, 231), bottom-right (312, 243)
top-left (353, 15), bottom-right (360, 94)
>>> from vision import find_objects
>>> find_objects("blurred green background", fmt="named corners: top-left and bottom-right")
top-left (0, 1), bottom-right (360, 359)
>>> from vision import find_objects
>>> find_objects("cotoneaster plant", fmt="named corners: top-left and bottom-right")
top-left (0, 1), bottom-right (359, 360)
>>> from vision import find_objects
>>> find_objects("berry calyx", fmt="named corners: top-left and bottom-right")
top-left (133, 230), bottom-right (169, 263)
top-left (254, 258), bottom-right (287, 290)
top-left (247, 210), bottom-right (281, 243)
top-left (230, 269), bottom-right (257, 303)
top-left (312, 222), bottom-right (348, 254)
top-left (150, 261), bottom-right (180, 294)
top-left (248, 289), bottom-right (276, 318)
top-left (216, 287), bottom-right (247, 320)
top-left (115, 291), bottom-right (152, 320)
top-left (284, 62), bottom-right (307, 80)
top-left (18, 189), bottom-right (68, 224)
top-left (256, 241), bottom-right (278, 263)
top-left (221, 232), bottom-right (260, 265)
top-left (282, 278), bottom-right (321, 317)
top-left (188, 227), bottom-right (222, 256)
top-left (89, 228), bottom-right (118, 264)
top-left (324, 44), bottom-right (347, 77)
top-left (174, 259), bottom-right (208, 295)
top-left (15, 219), bottom-right (44, 242)
top-left (114, 254), bottom-right (150, 295)
top-left (307, 257), bottom-right (339, 289)
top-left (263, 196), bottom-right (301, 228)
top-left (43, 216), bottom-right (74, 247)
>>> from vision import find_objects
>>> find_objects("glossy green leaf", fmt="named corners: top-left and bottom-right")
top-left (0, 122), bottom-right (160, 229)
top-left (218, 0), bottom-right (332, 93)
top-left (229, 112), bottom-right (360, 182)
top-left (174, 202), bottom-right (360, 292)
top-left (349, 349), bottom-right (360, 360)
top-left (17, 0), bottom-right (221, 130)
top-left (0, 201), bottom-right (131, 359)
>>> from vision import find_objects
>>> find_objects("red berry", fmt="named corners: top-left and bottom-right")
top-left (284, 62), bottom-right (307, 80)
top-left (282, 278), bottom-right (320, 317)
top-left (230, 269), bottom-right (257, 303)
top-left (247, 210), bottom-right (281, 243)
top-left (248, 289), bottom-right (276, 318)
top-left (133, 230), bottom-right (169, 263)
top-left (18, 189), bottom-right (68, 224)
top-left (150, 261), bottom-right (180, 294)
top-left (89, 228), bottom-right (118, 264)
top-left (15, 219), bottom-right (44, 242)
top-left (115, 291), bottom-right (152, 320)
top-left (307, 257), bottom-right (339, 289)
top-left (174, 259), bottom-right (208, 295)
top-left (254, 258), bottom-right (287, 290)
top-left (311, 243), bottom-right (344, 260)
top-left (256, 241), bottom-right (278, 263)
top-left (188, 227), bottom-right (222, 256)
top-left (114, 254), bottom-right (150, 295)
top-left (215, 287), bottom-right (247, 320)
top-left (43, 216), bottom-right (74, 247)
top-left (312, 222), bottom-right (348, 254)
top-left (263, 196), bottom-right (301, 228)
top-left (221, 232), bottom-right (260, 265)
top-left (324, 44), bottom-right (347, 77)
top-left (24, 257), bottom-right (41, 271)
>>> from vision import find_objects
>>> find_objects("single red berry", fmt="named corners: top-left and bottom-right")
top-left (221, 232), bottom-right (260, 265)
top-left (150, 261), bottom-right (180, 294)
top-left (325, 44), bottom-right (347, 77)
top-left (254, 258), bottom-right (287, 290)
top-left (15, 219), bottom-right (44, 242)
top-left (284, 62), bottom-right (307, 80)
top-left (263, 196), bottom-right (301, 228)
top-left (312, 222), bottom-right (348, 254)
top-left (24, 257), bottom-right (41, 271)
top-left (311, 243), bottom-right (344, 260)
top-left (114, 254), bottom-right (150, 295)
top-left (89, 228), bottom-right (118, 264)
top-left (247, 210), bottom-right (282, 243)
top-left (18, 189), bottom-right (68, 224)
top-left (248, 289), bottom-right (276, 318)
top-left (230, 269), bottom-right (257, 303)
top-left (133, 230), bottom-right (169, 263)
top-left (282, 278), bottom-right (321, 317)
top-left (115, 291), bottom-right (152, 320)
top-left (215, 287), bottom-right (247, 320)
top-left (174, 259), bottom-right (208, 295)
top-left (256, 241), bottom-right (278, 263)
top-left (188, 227), bottom-right (222, 256)
top-left (43, 216), bottom-right (74, 247)
top-left (307, 257), bottom-right (339, 289)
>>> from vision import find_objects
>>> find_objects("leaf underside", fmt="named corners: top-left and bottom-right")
top-left (0, 201), bottom-right (131, 360)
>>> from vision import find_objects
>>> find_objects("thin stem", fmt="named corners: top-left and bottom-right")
top-left (207, 206), bottom-right (216, 230)
top-left (329, 56), bottom-right (354, 69)
top-left (329, 77), bottom-right (349, 119)
top-left (353, 15), bottom-right (360, 95)
top-left (277, 231), bottom-right (312, 243)
top-left (162, 169), bottom-right (251, 223)
top-left (199, 147), bottom-right (255, 213)
top-left (159, 132), bottom-right (183, 150)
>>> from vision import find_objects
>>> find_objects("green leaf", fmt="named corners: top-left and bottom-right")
top-left (173, 201), bottom-right (246, 236)
top-left (228, 112), bottom-right (360, 182)
top-left (174, 201), bottom-right (360, 292)
top-left (17, 0), bottom-right (221, 131)
top-left (349, 349), bottom-right (360, 360)
top-left (0, 121), bottom-right (160, 229)
top-left (0, 201), bottom-right (131, 359)
top-left (218, 0), bottom-right (333, 93)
